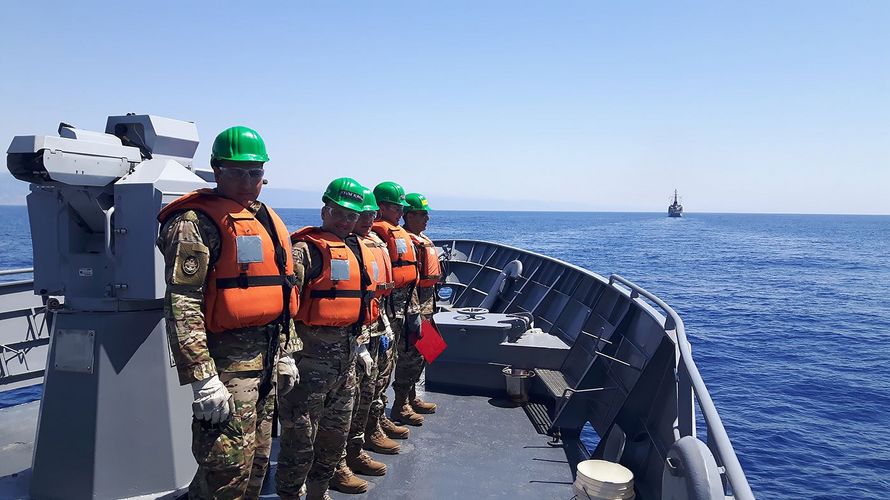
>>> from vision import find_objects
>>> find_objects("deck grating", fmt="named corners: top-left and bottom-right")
top-left (522, 402), bottom-right (553, 436)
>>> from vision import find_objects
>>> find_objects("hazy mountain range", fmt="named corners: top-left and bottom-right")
top-left (0, 172), bottom-right (596, 212)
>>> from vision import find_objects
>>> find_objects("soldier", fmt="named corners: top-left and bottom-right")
top-left (370, 182), bottom-right (428, 427)
top-left (364, 187), bottom-right (411, 456)
top-left (156, 126), bottom-right (300, 500)
top-left (277, 178), bottom-right (377, 500)
top-left (398, 193), bottom-right (441, 415)
top-left (332, 187), bottom-right (391, 491)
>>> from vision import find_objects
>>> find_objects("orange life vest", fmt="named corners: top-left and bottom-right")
top-left (371, 220), bottom-right (418, 288)
top-left (409, 232), bottom-right (442, 289)
top-left (158, 189), bottom-right (299, 334)
top-left (292, 227), bottom-right (378, 327)
top-left (361, 232), bottom-right (395, 298)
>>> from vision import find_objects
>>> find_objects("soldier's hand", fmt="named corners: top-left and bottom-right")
top-left (191, 375), bottom-right (235, 424)
top-left (381, 312), bottom-right (394, 338)
top-left (276, 355), bottom-right (298, 397)
top-left (356, 344), bottom-right (373, 377)
top-left (407, 314), bottom-right (423, 338)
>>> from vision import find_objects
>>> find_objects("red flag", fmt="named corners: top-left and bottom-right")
top-left (415, 320), bottom-right (447, 363)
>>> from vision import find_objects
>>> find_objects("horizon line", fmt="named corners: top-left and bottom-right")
top-left (0, 203), bottom-right (887, 217)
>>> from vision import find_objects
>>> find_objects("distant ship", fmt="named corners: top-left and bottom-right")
top-left (668, 189), bottom-right (683, 217)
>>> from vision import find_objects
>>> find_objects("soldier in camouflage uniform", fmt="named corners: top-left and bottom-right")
top-left (333, 187), bottom-right (390, 484)
top-left (397, 193), bottom-right (439, 416)
top-left (277, 178), bottom-right (373, 500)
top-left (368, 182), bottom-right (428, 431)
top-left (157, 126), bottom-right (300, 500)
top-left (364, 231), bottom-right (410, 454)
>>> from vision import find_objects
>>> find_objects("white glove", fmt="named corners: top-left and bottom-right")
top-left (356, 344), bottom-right (373, 377)
top-left (276, 355), bottom-right (298, 397)
top-left (190, 375), bottom-right (234, 424)
top-left (381, 313), bottom-right (394, 339)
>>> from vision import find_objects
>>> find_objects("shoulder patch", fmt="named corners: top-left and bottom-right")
top-left (171, 241), bottom-right (210, 286)
top-left (182, 256), bottom-right (200, 275)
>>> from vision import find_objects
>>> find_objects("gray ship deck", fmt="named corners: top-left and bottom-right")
top-left (265, 387), bottom-right (574, 499)
top-left (1, 387), bottom-right (575, 499)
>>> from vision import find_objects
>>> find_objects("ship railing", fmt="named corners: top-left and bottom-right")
top-left (0, 267), bottom-right (35, 285)
top-left (609, 274), bottom-right (754, 500)
top-left (0, 268), bottom-right (51, 391)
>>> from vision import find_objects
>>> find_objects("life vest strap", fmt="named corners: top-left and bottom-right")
top-left (392, 260), bottom-right (417, 268)
top-left (216, 275), bottom-right (295, 289)
top-left (309, 289), bottom-right (365, 299)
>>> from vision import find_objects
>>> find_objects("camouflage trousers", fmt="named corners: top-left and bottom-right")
top-left (188, 371), bottom-right (275, 500)
top-left (277, 347), bottom-right (357, 497)
top-left (393, 315), bottom-right (428, 396)
top-left (369, 316), bottom-right (400, 423)
top-left (343, 336), bottom-right (380, 456)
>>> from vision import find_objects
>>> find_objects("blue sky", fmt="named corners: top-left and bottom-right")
top-left (1, 1), bottom-right (887, 213)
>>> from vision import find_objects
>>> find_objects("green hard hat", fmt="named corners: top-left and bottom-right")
top-left (404, 193), bottom-right (432, 212)
top-left (211, 126), bottom-right (269, 163)
top-left (374, 181), bottom-right (410, 206)
top-left (361, 186), bottom-right (379, 212)
top-left (322, 177), bottom-right (365, 212)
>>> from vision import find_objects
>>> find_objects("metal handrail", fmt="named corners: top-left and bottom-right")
top-left (0, 268), bottom-right (34, 277)
top-left (1, 343), bottom-right (28, 363)
top-left (609, 274), bottom-right (754, 500)
top-left (0, 268), bottom-right (34, 289)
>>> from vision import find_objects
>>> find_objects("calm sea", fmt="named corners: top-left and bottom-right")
top-left (2, 205), bottom-right (889, 498)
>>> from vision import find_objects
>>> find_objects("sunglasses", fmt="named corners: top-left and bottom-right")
top-left (219, 167), bottom-right (265, 181)
top-left (325, 205), bottom-right (360, 223)
top-left (358, 210), bottom-right (378, 220)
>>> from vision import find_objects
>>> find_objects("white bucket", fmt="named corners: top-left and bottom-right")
top-left (573, 483), bottom-right (635, 500)
top-left (572, 460), bottom-right (635, 499)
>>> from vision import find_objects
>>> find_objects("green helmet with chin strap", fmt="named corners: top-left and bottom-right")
top-left (373, 181), bottom-right (410, 207)
top-left (361, 186), bottom-right (379, 212)
top-left (322, 177), bottom-right (365, 212)
top-left (211, 126), bottom-right (269, 163)
top-left (404, 193), bottom-right (432, 212)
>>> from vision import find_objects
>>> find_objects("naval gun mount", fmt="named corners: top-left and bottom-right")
top-left (6, 115), bottom-right (210, 499)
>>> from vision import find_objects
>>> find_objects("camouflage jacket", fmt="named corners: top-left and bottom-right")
top-left (415, 286), bottom-right (436, 318)
top-left (409, 230), bottom-right (436, 317)
top-left (157, 200), bottom-right (300, 385)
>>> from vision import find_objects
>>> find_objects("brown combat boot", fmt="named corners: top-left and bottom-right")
top-left (364, 423), bottom-right (401, 454)
top-left (347, 449), bottom-right (387, 476)
top-left (390, 392), bottom-right (424, 426)
top-left (381, 415), bottom-right (410, 439)
top-left (410, 385), bottom-right (437, 414)
top-left (410, 396), bottom-right (437, 414)
top-left (329, 462), bottom-right (369, 494)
